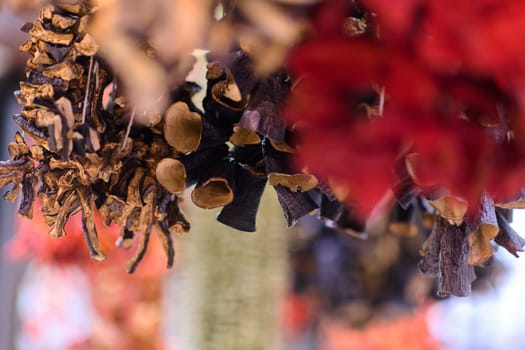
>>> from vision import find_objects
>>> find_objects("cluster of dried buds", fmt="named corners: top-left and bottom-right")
top-left (1, 1), bottom-right (362, 273)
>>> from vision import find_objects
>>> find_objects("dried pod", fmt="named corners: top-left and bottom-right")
top-left (155, 158), bottom-right (187, 195)
top-left (156, 226), bottom-right (175, 268)
top-left (419, 215), bottom-right (476, 297)
top-left (164, 102), bottom-right (203, 153)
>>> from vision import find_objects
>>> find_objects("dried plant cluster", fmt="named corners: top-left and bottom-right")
top-left (3, 0), bottom-right (525, 297)
top-left (3, 1), bottom-right (187, 272)
top-left (1, 1), bottom-right (361, 274)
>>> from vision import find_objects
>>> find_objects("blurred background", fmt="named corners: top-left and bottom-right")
top-left (2, 3), bottom-right (525, 350)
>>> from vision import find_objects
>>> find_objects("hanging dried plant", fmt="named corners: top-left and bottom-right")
top-left (2, 0), bottom-right (525, 297)
top-left (1, 1), bottom-right (357, 274)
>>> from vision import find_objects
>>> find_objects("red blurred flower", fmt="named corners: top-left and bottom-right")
top-left (286, 0), bottom-right (525, 213)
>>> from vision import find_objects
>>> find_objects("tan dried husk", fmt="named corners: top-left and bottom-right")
top-left (428, 196), bottom-right (468, 226)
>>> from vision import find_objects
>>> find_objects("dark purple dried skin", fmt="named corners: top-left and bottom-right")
top-left (333, 203), bottom-right (366, 233)
top-left (419, 216), bottom-right (476, 297)
top-left (262, 138), bottom-right (292, 174)
top-left (437, 221), bottom-right (476, 297)
top-left (478, 194), bottom-right (498, 228)
top-left (207, 50), bottom-right (257, 96)
top-left (239, 71), bottom-right (290, 142)
top-left (12, 114), bottom-right (48, 142)
top-left (197, 116), bottom-right (234, 151)
top-left (27, 70), bottom-right (68, 91)
top-left (180, 144), bottom-right (229, 187)
top-left (19, 173), bottom-right (36, 218)
top-left (229, 144), bottom-right (264, 172)
top-left (273, 185), bottom-right (318, 227)
top-left (45, 43), bottom-right (72, 62)
top-left (495, 209), bottom-right (525, 257)
top-left (419, 217), bottom-right (444, 278)
top-left (217, 166), bottom-right (267, 232)
top-left (317, 192), bottom-right (366, 234)
top-left (316, 179), bottom-right (337, 202)
top-left (319, 194), bottom-right (344, 222)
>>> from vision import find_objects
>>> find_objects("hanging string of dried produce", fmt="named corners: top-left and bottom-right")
top-left (1, 1), bottom-right (362, 274)
top-left (3, 0), bottom-right (525, 298)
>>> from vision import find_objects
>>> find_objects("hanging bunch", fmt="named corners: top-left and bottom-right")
top-left (3, 0), bottom-right (525, 296)
top-left (1, 1), bottom-right (363, 274)
top-left (285, 0), bottom-right (525, 296)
